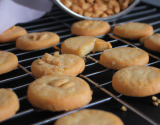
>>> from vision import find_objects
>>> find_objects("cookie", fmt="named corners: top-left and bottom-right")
top-left (113, 22), bottom-right (153, 40)
top-left (0, 88), bottom-right (19, 122)
top-left (16, 32), bottom-right (60, 50)
top-left (0, 51), bottom-right (18, 75)
top-left (112, 66), bottom-right (160, 97)
top-left (31, 51), bottom-right (85, 78)
top-left (61, 36), bottom-right (112, 57)
top-left (99, 47), bottom-right (149, 70)
top-left (54, 109), bottom-right (124, 125)
top-left (71, 20), bottom-right (111, 36)
top-left (0, 26), bottom-right (27, 43)
top-left (144, 33), bottom-right (160, 52)
top-left (27, 75), bottom-right (92, 111)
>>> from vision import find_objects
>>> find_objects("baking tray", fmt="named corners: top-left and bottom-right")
top-left (1, 1), bottom-right (160, 125)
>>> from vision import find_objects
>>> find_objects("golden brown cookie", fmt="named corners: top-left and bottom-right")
top-left (144, 33), bottom-right (160, 52)
top-left (31, 52), bottom-right (85, 78)
top-left (54, 109), bottom-right (124, 125)
top-left (27, 75), bottom-right (92, 111)
top-left (61, 36), bottom-right (112, 57)
top-left (0, 88), bottom-right (19, 122)
top-left (71, 20), bottom-right (111, 36)
top-left (99, 47), bottom-right (149, 70)
top-left (113, 22), bottom-right (153, 40)
top-left (0, 51), bottom-right (18, 75)
top-left (112, 66), bottom-right (160, 97)
top-left (0, 26), bottom-right (27, 43)
top-left (16, 32), bottom-right (60, 50)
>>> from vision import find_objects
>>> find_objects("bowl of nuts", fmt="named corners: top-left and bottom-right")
top-left (54, 0), bottom-right (140, 21)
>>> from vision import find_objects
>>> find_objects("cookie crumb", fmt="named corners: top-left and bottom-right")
top-left (37, 59), bottom-right (45, 65)
top-left (152, 96), bottom-right (158, 101)
top-left (157, 99), bottom-right (160, 103)
top-left (153, 102), bottom-right (159, 106)
top-left (121, 106), bottom-right (127, 111)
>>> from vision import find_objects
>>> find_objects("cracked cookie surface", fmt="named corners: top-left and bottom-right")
top-left (31, 52), bottom-right (85, 78)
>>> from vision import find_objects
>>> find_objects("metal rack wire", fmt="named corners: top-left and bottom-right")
top-left (1, 1), bottom-right (160, 125)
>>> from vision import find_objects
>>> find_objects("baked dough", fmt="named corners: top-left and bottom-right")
top-left (31, 52), bottom-right (85, 78)
top-left (54, 109), bottom-right (124, 125)
top-left (0, 51), bottom-right (18, 75)
top-left (112, 66), bottom-right (160, 97)
top-left (61, 36), bottom-right (112, 57)
top-left (16, 32), bottom-right (60, 50)
top-left (71, 20), bottom-right (111, 36)
top-left (0, 88), bottom-right (19, 122)
top-left (144, 33), bottom-right (160, 52)
top-left (99, 47), bottom-right (149, 70)
top-left (113, 22), bottom-right (153, 40)
top-left (0, 26), bottom-right (27, 43)
top-left (27, 75), bottom-right (93, 111)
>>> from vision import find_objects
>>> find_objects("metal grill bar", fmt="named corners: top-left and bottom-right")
top-left (120, 8), bottom-right (156, 19)
top-left (130, 5), bottom-right (148, 12)
top-left (80, 75), bottom-right (158, 125)
top-left (1, 2), bottom-right (160, 125)
top-left (0, 73), bottom-right (29, 84)
top-left (33, 97), bottom-right (112, 125)
top-left (12, 83), bottom-right (30, 91)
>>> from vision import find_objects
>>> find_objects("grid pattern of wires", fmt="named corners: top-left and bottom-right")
top-left (1, 1), bottom-right (160, 125)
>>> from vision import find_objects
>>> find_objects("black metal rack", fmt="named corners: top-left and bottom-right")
top-left (1, 1), bottom-right (160, 125)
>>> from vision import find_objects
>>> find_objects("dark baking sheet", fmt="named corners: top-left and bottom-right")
top-left (1, 1), bottom-right (160, 125)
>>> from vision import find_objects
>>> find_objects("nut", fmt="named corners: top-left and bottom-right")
top-left (71, 5), bottom-right (83, 15)
top-left (153, 102), bottom-right (159, 106)
top-left (60, 0), bottom-right (133, 18)
top-left (121, 106), bottom-right (127, 111)
top-left (49, 79), bottom-right (75, 89)
top-left (32, 33), bottom-right (47, 41)
top-left (60, 0), bottom-right (72, 8)
top-left (37, 58), bottom-right (45, 65)
top-left (152, 96), bottom-right (158, 101)
top-left (54, 51), bottom-right (60, 57)
top-left (32, 34), bottom-right (39, 41)
top-left (39, 33), bottom-right (48, 40)
top-left (60, 82), bottom-right (75, 89)
top-left (49, 79), bottom-right (69, 87)
top-left (51, 59), bottom-right (61, 66)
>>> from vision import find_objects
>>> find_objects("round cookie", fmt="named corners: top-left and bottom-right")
top-left (144, 33), bottom-right (160, 52)
top-left (71, 20), bottom-right (111, 36)
top-left (61, 36), bottom-right (112, 57)
top-left (0, 26), bottom-right (27, 43)
top-left (54, 109), bottom-right (124, 125)
top-left (0, 88), bottom-right (19, 122)
top-left (113, 22), bottom-right (153, 40)
top-left (16, 32), bottom-right (60, 50)
top-left (0, 51), bottom-right (18, 75)
top-left (112, 66), bottom-right (160, 97)
top-left (27, 75), bottom-right (93, 111)
top-left (99, 47), bottom-right (149, 70)
top-left (31, 52), bottom-right (85, 78)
